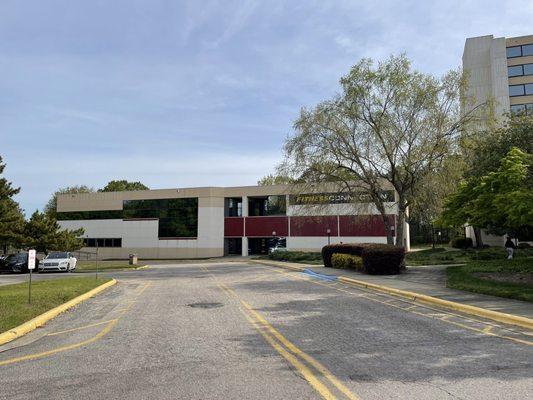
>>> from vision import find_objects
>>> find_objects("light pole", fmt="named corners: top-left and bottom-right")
top-left (271, 231), bottom-right (277, 254)
top-left (326, 228), bottom-right (331, 245)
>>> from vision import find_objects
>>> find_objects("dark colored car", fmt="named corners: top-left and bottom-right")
top-left (0, 253), bottom-right (39, 273)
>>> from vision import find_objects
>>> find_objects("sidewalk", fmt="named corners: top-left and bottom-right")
top-left (252, 260), bottom-right (533, 320)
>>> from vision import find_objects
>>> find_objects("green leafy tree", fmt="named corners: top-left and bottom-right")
top-left (281, 55), bottom-right (473, 247)
top-left (24, 211), bottom-right (84, 254)
top-left (0, 156), bottom-right (25, 253)
top-left (44, 185), bottom-right (95, 218)
top-left (439, 148), bottom-right (532, 239)
top-left (99, 180), bottom-right (149, 192)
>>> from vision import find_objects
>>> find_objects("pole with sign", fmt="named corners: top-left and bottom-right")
top-left (28, 249), bottom-right (36, 304)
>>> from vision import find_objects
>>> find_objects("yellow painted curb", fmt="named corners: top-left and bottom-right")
top-left (133, 265), bottom-right (149, 270)
top-left (0, 279), bottom-right (117, 347)
top-left (253, 260), bottom-right (533, 331)
top-left (338, 276), bottom-right (533, 330)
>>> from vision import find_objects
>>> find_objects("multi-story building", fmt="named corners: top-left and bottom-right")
top-left (57, 184), bottom-right (408, 259)
top-left (462, 34), bottom-right (532, 246)
top-left (462, 34), bottom-right (533, 120)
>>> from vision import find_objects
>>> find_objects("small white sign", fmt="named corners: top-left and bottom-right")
top-left (28, 249), bottom-right (36, 270)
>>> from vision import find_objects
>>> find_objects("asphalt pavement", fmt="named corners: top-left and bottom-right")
top-left (0, 262), bottom-right (531, 399)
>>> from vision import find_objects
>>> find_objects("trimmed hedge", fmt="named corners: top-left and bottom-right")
top-left (450, 237), bottom-right (473, 249)
top-left (331, 254), bottom-right (364, 271)
top-left (322, 243), bottom-right (405, 275)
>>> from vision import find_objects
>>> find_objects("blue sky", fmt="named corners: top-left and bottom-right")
top-left (2, 0), bottom-right (532, 215)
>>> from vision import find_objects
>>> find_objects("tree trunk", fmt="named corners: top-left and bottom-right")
top-left (396, 207), bottom-right (407, 248)
top-left (473, 226), bottom-right (484, 248)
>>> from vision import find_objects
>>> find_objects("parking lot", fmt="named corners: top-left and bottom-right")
top-left (0, 261), bottom-right (531, 400)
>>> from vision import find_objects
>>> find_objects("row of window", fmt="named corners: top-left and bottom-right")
top-left (507, 44), bottom-right (533, 58)
top-left (511, 103), bottom-right (533, 115)
top-left (83, 238), bottom-right (122, 248)
top-left (509, 83), bottom-right (533, 97)
top-left (508, 63), bottom-right (533, 77)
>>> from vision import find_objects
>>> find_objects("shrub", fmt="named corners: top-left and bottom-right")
top-left (322, 243), bottom-right (405, 274)
top-left (361, 244), bottom-right (405, 275)
top-left (450, 237), bottom-right (473, 249)
top-left (518, 242), bottom-right (531, 248)
top-left (321, 243), bottom-right (366, 268)
top-left (331, 254), bottom-right (364, 271)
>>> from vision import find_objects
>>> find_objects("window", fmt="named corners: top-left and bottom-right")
top-left (248, 196), bottom-right (286, 216)
top-left (525, 83), bottom-right (533, 95)
top-left (225, 198), bottom-right (242, 217)
top-left (524, 64), bottom-right (533, 76)
top-left (508, 65), bottom-right (523, 77)
top-left (507, 46), bottom-right (522, 58)
top-left (83, 238), bottom-right (122, 247)
top-left (124, 198), bottom-right (198, 238)
top-left (528, 104), bottom-right (533, 114)
top-left (511, 104), bottom-right (526, 114)
top-left (57, 210), bottom-right (123, 220)
top-left (523, 44), bottom-right (533, 56)
top-left (509, 85), bottom-right (525, 96)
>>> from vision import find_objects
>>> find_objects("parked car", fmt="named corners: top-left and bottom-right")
top-left (0, 253), bottom-right (39, 273)
top-left (39, 251), bottom-right (77, 273)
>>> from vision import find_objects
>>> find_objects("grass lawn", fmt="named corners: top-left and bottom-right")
top-left (257, 251), bottom-right (323, 265)
top-left (0, 277), bottom-right (111, 333)
top-left (406, 246), bottom-right (533, 266)
top-left (446, 258), bottom-right (533, 302)
top-left (75, 260), bottom-right (141, 272)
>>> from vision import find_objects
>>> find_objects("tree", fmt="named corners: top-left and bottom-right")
top-left (258, 174), bottom-right (296, 186)
top-left (0, 156), bottom-right (25, 253)
top-left (281, 55), bottom-right (471, 247)
top-left (99, 180), bottom-right (149, 192)
top-left (24, 211), bottom-right (84, 254)
top-left (439, 148), bottom-right (532, 239)
top-left (45, 185), bottom-right (95, 218)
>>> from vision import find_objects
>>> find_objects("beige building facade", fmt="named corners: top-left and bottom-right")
top-left (57, 184), bottom-right (408, 260)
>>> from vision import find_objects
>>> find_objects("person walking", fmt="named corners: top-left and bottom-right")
top-left (505, 237), bottom-right (516, 260)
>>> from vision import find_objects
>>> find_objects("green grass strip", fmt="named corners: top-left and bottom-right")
top-left (0, 277), bottom-right (111, 333)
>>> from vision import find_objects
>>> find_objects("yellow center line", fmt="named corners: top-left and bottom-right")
top-left (201, 266), bottom-right (359, 400)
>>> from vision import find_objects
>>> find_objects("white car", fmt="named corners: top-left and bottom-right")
top-left (39, 251), bottom-right (77, 272)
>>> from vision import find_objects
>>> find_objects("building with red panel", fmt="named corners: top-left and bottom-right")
top-left (57, 184), bottom-right (408, 259)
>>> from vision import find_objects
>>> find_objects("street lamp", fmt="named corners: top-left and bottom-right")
top-left (326, 228), bottom-right (331, 245)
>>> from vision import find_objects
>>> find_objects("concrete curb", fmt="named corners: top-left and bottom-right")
top-left (252, 260), bottom-right (533, 331)
top-left (0, 278), bottom-right (117, 346)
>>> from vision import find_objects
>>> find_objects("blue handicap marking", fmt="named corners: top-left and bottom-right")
top-left (301, 268), bottom-right (338, 282)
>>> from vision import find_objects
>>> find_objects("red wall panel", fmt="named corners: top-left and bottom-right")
top-left (245, 216), bottom-right (288, 237)
top-left (224, 217), bottom-right (244, 237)
top-left (290, 216), bottom-right (338, 237)
top-left (339, 215), bottom-right (396, 237)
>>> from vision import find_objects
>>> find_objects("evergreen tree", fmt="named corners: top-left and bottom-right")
top-left (0, 156), bottom-right (25, 253)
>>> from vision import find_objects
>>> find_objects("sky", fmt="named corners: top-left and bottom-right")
top-left (1, 0), bottom-right (532, 215)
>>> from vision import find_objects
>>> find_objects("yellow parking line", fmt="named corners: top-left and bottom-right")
top-left (0, 320), bottom-right (117, 367)
top-left (0, 281), bottom-right (153, 367)
top-left (47, 319), bottom-right (116, 337)
top-left (256, 264), bottom-right (533, 346)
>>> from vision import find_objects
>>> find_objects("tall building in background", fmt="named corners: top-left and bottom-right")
top-left (462, 34), bottom-right (533, 121)
top-left (462, 34), bottom-right (532, 246)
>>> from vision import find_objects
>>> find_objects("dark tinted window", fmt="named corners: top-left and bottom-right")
top-left (97, 239), bottom-right (105, 247)
top-left (57, 210), bottom-right (123, 220)
top-left (525, 84), bottom-right (533, 95)
top-left (112, 238), bottom-right (122, 247)
top-left (508, 65), bottom-right (523, 77)
top-left (527, 104), bottom-right (533, 114)
top-left (88, 238), bottom-right (96, 247)
top-left (524, 64), bottom-right (533, 76)
top-left (523, 44), bottom-right (533, 56)
top-left (509, 85), bottom-right (525, 96)
top-left (507, 46), bottom-right (522, 58)
top-left (123, 198), bottom-right (198, 238)
top-left (48, 252), bottom-right (68, 259)
top-left (248, 196), bottom-right (286, 216)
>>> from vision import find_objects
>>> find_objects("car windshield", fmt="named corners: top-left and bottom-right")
top-left (47, 252), bottom-right (69, 259)
top-left (6, 253), bottom-right (26, 261)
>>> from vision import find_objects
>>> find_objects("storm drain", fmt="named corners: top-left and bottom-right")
top-left (187, 302), bottom-right (223, 309)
